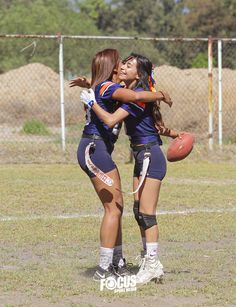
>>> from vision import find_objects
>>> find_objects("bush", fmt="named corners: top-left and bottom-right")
top-left (191, 52), bottom-right (217, 68)
top-left (23, 119), bottom-right (50, 135)
top-left (191, 53), bottom-right (208, 68)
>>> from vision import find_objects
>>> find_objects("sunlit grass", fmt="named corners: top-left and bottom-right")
top-left (0, 161), bottom-right (236, 305)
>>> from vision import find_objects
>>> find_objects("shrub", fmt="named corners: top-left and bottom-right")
top-left (191, 52), bottom-right (217, 68)
top-left (191, 53), bottom-right (208, 68)
top-left (23, 119), bottom-right (50, 135)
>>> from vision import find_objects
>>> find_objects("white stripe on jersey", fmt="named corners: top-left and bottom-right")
top-left (101, 82), bottom-right (114, 97)
top-left (128, 102), bottom-right (145, 111)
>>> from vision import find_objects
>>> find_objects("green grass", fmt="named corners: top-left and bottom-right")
top-left (1, 161), bottom-right (236, 217)
top-left (22, 119), bottom-right (50, 135)
top-left (0, 161), bottom-right (236, 306)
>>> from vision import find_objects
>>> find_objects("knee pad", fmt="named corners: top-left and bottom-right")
top-left (133, 200), bottom-right (140, 224)
top-left (138, 212), bottom-right (157, 230)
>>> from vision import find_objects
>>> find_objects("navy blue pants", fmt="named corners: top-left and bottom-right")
top-left (132, 144), bottom-right (167, 181)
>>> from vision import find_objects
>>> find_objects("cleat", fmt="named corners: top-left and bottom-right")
top-left (136, 254), bottom-right (164, 284)
top-left (115, 258), bottom-right (133, 277)
top-left (93, 264), bottom-right (117, 282)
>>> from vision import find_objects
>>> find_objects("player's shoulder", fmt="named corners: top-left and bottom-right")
top-left (99, 80), bottom-right (121, 96)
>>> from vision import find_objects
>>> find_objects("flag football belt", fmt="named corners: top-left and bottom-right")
top-left (130, 140), bottom-right (158, 151)
top-left (129, 141), bottom-right (158, 194)
top-left (82, 132), bottom-right (106, 141)
top-left (83, 134), bottom-right (114, 187)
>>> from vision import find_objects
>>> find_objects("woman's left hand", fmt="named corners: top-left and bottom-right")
top-left (69, 76), bottom-right (91, 88)
top-left (158, 91), bottom-right (173, 107)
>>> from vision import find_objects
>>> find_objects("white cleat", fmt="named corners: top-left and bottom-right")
top-left (136, 254), bottom-right (164, 284)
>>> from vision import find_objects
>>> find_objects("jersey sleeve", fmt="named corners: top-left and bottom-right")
top-left (99, 81), bottom-right (122, 100)
top-left (119, 102), bottom-right (145, 118)
top-left (119, 88), bottom-right (146, 118)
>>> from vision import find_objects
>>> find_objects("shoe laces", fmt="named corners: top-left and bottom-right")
top-left (118, 259), bottom-right (133, 273)
top-left (136, 254), bottom-right (146, 269)
top-left (108, 263), bottom-right (119, 274)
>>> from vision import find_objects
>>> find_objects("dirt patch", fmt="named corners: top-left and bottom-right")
top-left (0, 291), bottom-right (58, 307)
top-left (0, 291), bottom-right (209, 307)
top-left (75, 293), bottom-right (209, 307)
top-left (155, 66), bottom-right (236, 139)
top-left (163, 238), bottom-right (236, 253)
top-left (0, 63), bottom-right (83, 125)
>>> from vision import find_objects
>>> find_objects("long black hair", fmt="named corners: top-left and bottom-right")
top-left (123, 53), bottom-right (164, 127)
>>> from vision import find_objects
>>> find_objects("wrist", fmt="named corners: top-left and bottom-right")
top-left (87, 100), bottom-right (94, 108)
top-left (157, 90), bottom-right (165, 99)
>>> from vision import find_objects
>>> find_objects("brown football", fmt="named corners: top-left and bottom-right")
top-left (167, 133), bottom-right (195, 162)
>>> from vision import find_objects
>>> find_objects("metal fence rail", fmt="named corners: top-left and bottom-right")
top-left (0, 35), bottom-right (235, 162)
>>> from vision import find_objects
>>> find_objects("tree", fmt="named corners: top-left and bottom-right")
top-left (0, 0), bottom-right (99, 73)
top-left (182, 0), bottom-right (236, 37)
top-left (181, 0), bottom-right (236, 68)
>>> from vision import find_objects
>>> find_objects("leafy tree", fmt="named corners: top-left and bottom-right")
top-left (182, 0), bottom-right (236, 68)
top-left (0, 0), bottom-right (99, 73)
top-left (1, 0), bottom-right (235, 72)
top-left (74, 0), bottom-right (108, 21)
top-left (182, 0), bottom-right (236, 37)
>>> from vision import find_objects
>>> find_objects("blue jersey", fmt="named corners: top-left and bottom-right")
top-left (120, 88), bottom-right (163, 145)
top-left (83, 80), bottom-right (122, 143)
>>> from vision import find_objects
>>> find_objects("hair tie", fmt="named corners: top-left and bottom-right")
top-left (151, 65), bottom-right (155, 84)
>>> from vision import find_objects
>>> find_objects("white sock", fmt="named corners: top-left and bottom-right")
top-left (142, 237), bottom-right (147, 254)
top-left (99, 247), bottom-right (114, 270)
top-left (146, 242), bottom-right (159, 257)
top-left (112, 245), bottom-right (124, 268)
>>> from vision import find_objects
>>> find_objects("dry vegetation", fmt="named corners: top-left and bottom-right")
top-left (0, 63), bottom-right (235, 139)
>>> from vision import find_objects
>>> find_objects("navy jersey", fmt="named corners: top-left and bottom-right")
top-left (83, 81), bottom-right (122, 143)
top-left (120, 88), bottom-right (163, 145)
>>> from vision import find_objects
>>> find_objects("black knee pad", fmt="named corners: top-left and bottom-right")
top-left (138, 212), bottom-right (157, 230)
top-left (133, 200), bottom-right (140, 224)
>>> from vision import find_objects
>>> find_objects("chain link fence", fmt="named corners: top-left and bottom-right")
top-left (0, 35), bottom-right (235, 163)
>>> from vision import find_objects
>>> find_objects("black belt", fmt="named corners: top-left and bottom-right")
top-left (130, 141), bottom-right (158, 151)
top-left (82, 133), bottom-right (104, 141)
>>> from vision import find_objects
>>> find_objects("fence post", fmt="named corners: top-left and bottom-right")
top-left (208, 36), bottom-right (213, 150)
top-left (58, 34), bottom-right (66, 151)
top-left (218, 40), bottom-right (223, 147)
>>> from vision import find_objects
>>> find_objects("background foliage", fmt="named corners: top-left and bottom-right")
top-left (0, 0), bottom-right (236, 73)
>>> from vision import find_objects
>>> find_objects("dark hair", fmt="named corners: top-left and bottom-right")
top-left (123, 53), bottom-right (163, 126)
top-left (122, 53), bottom-right (152, 91)
top-left (152, 101), bottom-right (164, 127)
top-left (91, 49), bottom-right (120, 89)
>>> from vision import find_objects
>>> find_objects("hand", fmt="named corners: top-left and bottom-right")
top-left (69, 76), bottom-right (91, 88)
top-left (80, 88), bottom-right (96, 109)
top-left (158, 91), bottom-right (173, 107)
top-left (178, 132), bottom-right (187, 139)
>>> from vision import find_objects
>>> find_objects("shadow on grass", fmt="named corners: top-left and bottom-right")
top-left (82, 266), bottom-right (97, 278)
top-left (82, 264), bottom-right (141, 279)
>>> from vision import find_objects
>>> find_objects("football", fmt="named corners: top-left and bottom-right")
top-left (167, 133), bottom-right (195, 162)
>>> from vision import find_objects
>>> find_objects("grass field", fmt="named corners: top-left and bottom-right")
top-left (0, 156), bottom-right (236, 306)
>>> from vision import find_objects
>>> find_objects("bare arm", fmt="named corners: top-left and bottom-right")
top-left (112, 88), bottom-right (173, 107)
top-left (92, 103), bottom-right (129, 128)
top-left (69, 76), bottom-right (91, 88)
